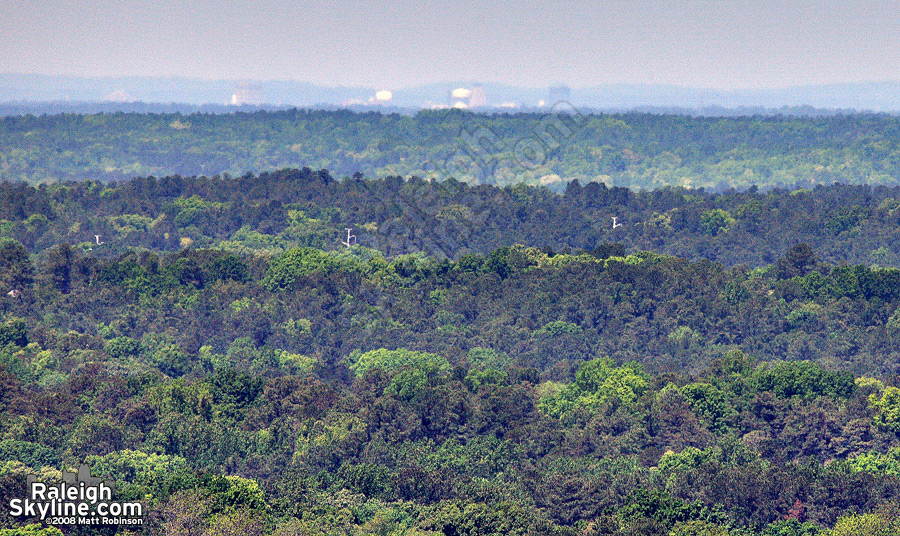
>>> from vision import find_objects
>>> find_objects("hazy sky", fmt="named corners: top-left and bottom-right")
top-left (2, 0), bottom-right (898, 89)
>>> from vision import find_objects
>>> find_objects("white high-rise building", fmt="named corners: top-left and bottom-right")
top-left (231, 83), bottom-right (261, 106)
top-left (469, 85), bottom-right (487, 108)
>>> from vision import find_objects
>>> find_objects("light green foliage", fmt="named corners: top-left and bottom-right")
top-left (830, 512), bottom-right (900, 536)
top-left (870, 387), bottom-right (900, 433)
top-left (263, 247), bottom-right (361, 291)
top-left (467, 347), bottom-right (512, 371)
top-left (280, 318), bottom-right (313, 338)
top-left (23, 214), bottom-right (49, 233)
top-left (208, 368), bottom-right (264, 407)
top-left (540, 252), bottom-right (599, 269)
top-left (219, 475), bottom-right (266, 511)
top-left (603, 253), bottom-right (655, 268)
top-left (827, 265), bottom-right (864, 298)
top-left (418, 499), bottom-right (538, 536)
top-left (464, 367), bottom-right (507, 390)
top-left (198, 345), bottom-right (225, 371)
top-left (219, 225), bottom-right (288, 256)
top-left (151, 344), bottom-right (191, 377)
top-left (658, 446), bottom-right (710, 473)
top-left (707, 349), bottom-right (755, 378)
top-left (503, 244), bottom-right (547, 271)
top-left (856, 376), bottom-right (885, 391)
top-left (628, 250), bottom-right (670, 263)
top-left (0, 344), bottom-right (38, 383)
top-left (278, 208), bottom-right (331, 248)
top-left (294, 413), bottom-right (366, 460)
top-left (841, 447), bottom-right (900, 475)
top-left (657, 441), bottom-right (760, 477)
top-left (700, 209), bottom-right (736, 236)
top-left (108, 213), bottom-right (153, 238)
top-left (387, 252), bottom-right (433, 281)
top-left (539, 357), bottom-right (649, 418)
top-left (785, 302), bottom-right (821, 328)
top-left (229, 296), bottom-right (252, 312)
top-left (434, 310), bottom-right (465, 329)
top-left (617, 488), bottom-right (729, 531)
top-left (668, 326), bottom-right (700, 344)
top-left (670, 520), bottom-right (732, 536)
top-left (825, 205), bottom-right (869, 235)
top-left (225, 337), bottom-right (257, 366)
top-left (87, 449), bottom-right (194, 502)
top-left (279, 351), bottom-right (316, 375)
top-left (171, 195), bottom-right (224, 228)
top-left (758, 519), bottom-right (821, 536)
top-left (871, 246), bottom-right (893, 266)
top-left (349, 348), bottom-right (450, 378)
top-left (721, 280), bottom-right (751, 305)
top-left (888, 307), bottom-right (900, 333)
top-left (104, 336), bottom-right (142, 359)
top-left (534, 320), bottom-right (582, 338)
top-left (147, 379), bottom-right (213, 417)
top-left (384, 368), bottom-right (429, 401)
top-left (0, 525), bottom-right (64, 536)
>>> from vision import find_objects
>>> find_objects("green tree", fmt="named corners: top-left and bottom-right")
top-left (870, 386), bottom-right (900, 433)
top-left (539, 357), bottom-right (648, 418)
top-left (749, 361), bottom-right (854, 400)
top-left (349, 348), bottom-right (450, 378)
top-left (0, 525), bottom-right (63, 536)
top-left (679, 383), bottom-right (734, 434)
top-left (830, 512), bottom-right (900, 536)
top-left (700, 209), bottom-right (735, 236)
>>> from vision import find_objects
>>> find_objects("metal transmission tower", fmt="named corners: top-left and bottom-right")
top-left (342, 228), bottom-right (357, 248)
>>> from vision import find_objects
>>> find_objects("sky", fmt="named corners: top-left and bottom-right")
top-left (2, 0), bottom-right (899, 90)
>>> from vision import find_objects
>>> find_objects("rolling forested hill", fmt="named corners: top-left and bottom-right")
top-left (1, 169), bottom-right (899, 268)
top-left (1, 169), bottom-right (900, 534)
top-left (4, 108), bottom-right (900, 536)
top-left (3, 109), bottom-right (900, 190)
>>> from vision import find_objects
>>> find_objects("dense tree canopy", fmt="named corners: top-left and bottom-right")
top-left (4, 109), bottom-right (900, 191)
top-left (0, 162), bottom-right (899, 533)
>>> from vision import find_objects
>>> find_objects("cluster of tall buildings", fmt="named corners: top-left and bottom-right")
top-left (226, 81), bottom-right (573, 109)
top-left (447, 85), bottom-right (487, 109)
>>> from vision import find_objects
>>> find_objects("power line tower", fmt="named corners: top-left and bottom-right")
top-left (342, 228), bottom-right (357, 248)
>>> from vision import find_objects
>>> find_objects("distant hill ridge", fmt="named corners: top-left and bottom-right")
top-left (3, 73), bottom-right (900, 112)
top-left (3, 108), bottom-right (900, 191)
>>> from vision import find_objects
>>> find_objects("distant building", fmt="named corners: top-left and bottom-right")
top-left (469, 85), bottom-right (487, 108)
top-left (548, 85), bottom-right (571, 105)
top-left (231, 83), bottom-right (261, 106)
top-left (449, 87), bottom-right (471, 108)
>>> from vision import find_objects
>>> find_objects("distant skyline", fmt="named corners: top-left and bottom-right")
top-left (2, 0), bottom-right (899, 91)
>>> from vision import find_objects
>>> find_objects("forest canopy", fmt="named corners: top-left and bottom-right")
top-left (1, 226), bottom-right (900, 534)
top-left (1, 168), bottom-right (900, 268)
top-left (3, 126), bottom-right (900, 533)
top-left (3, 109), bottom-right (900, 190)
